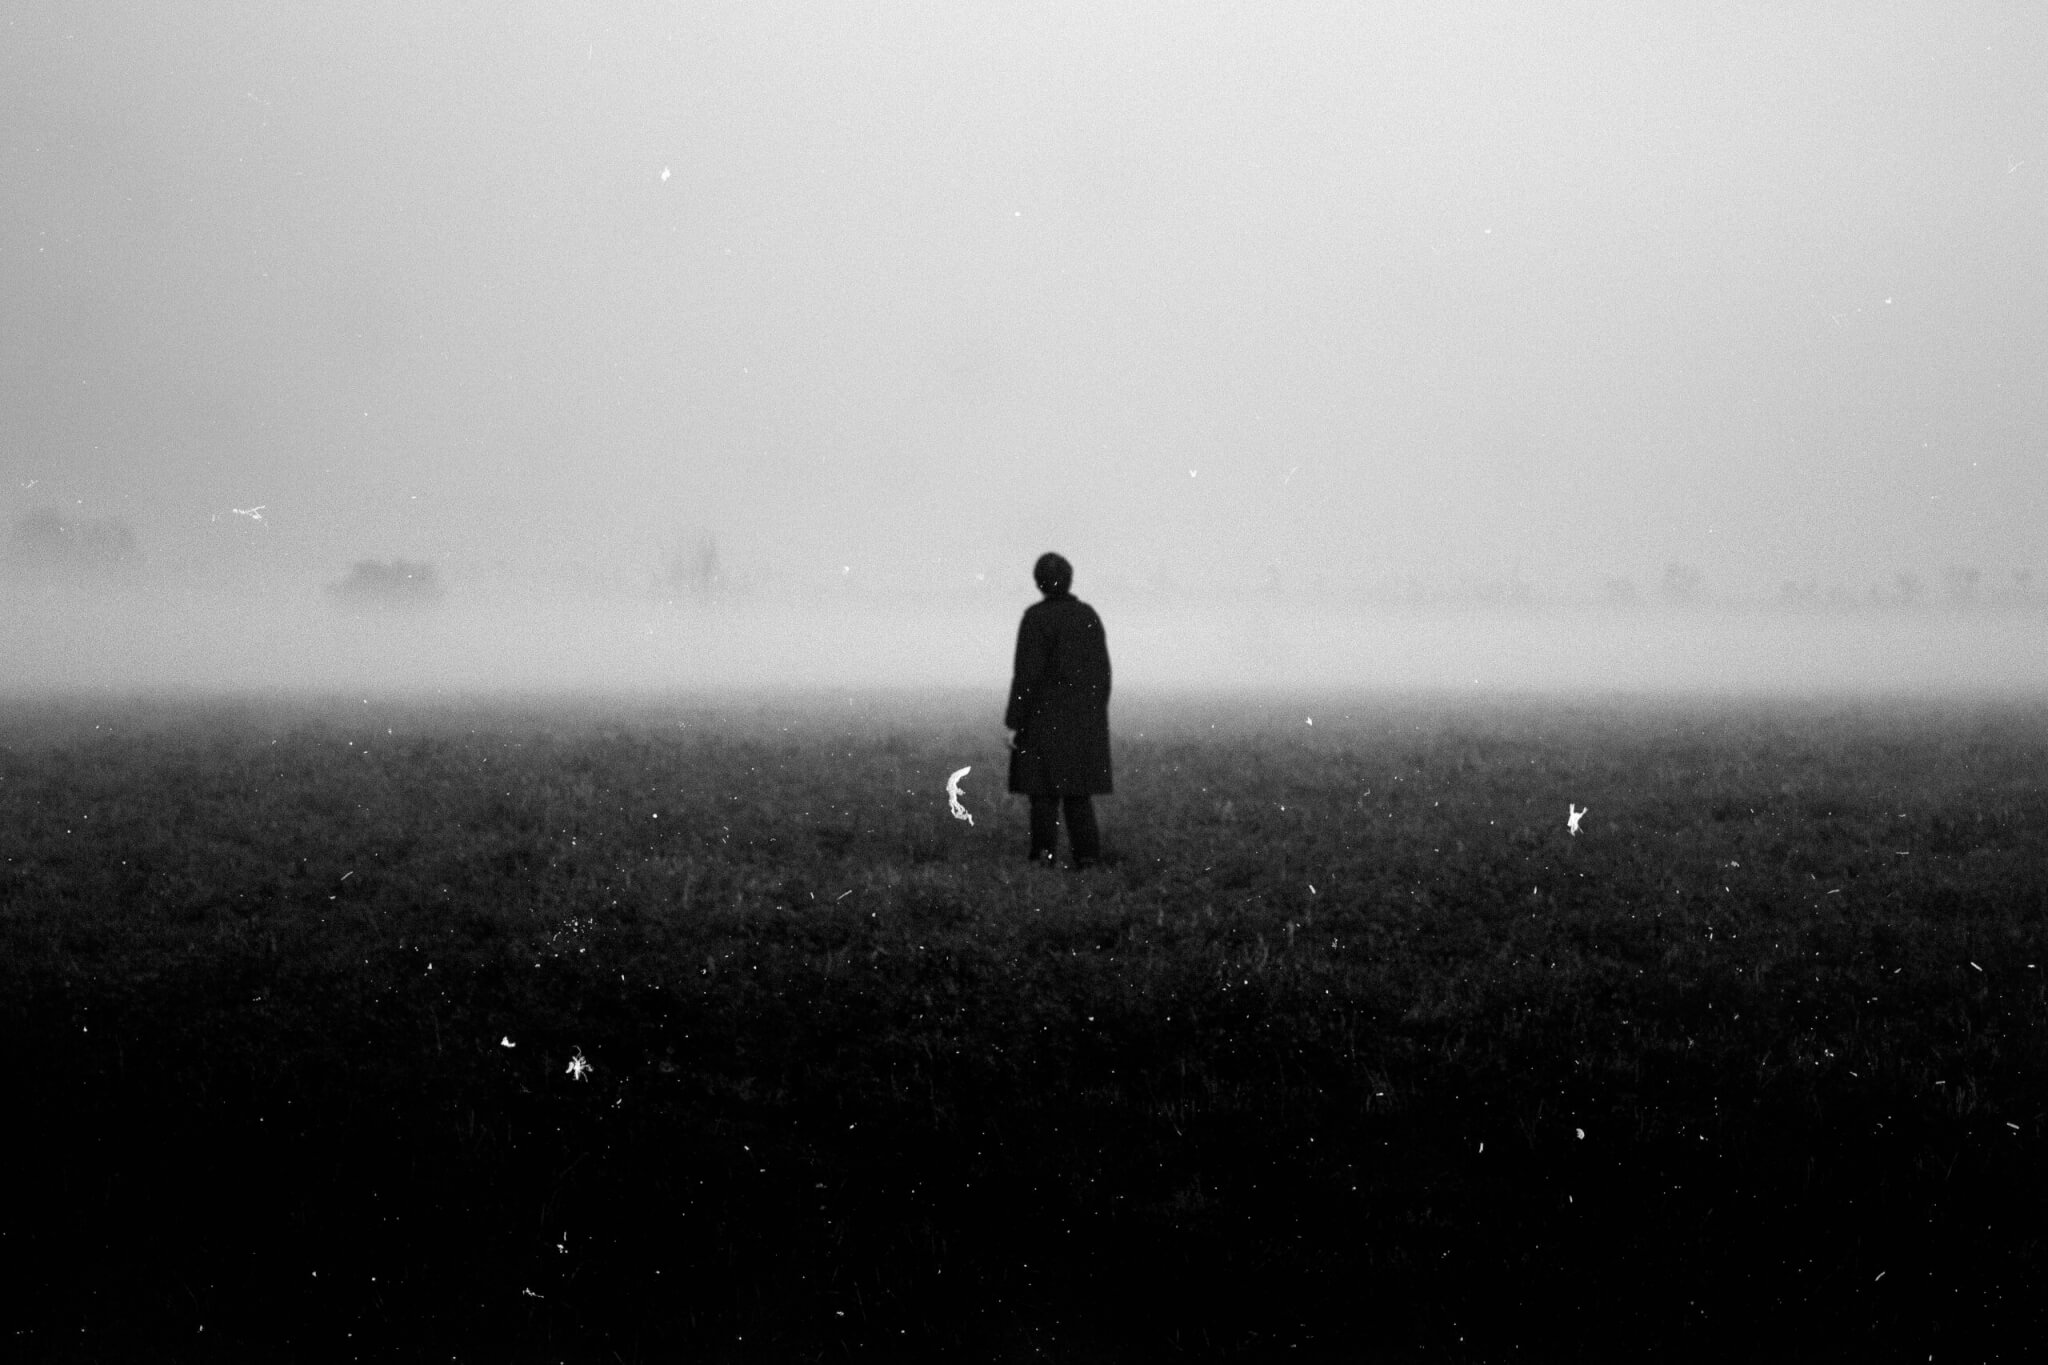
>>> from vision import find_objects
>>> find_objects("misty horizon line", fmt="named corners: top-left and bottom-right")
top-left (4, 560), bottom-right (2042, 621)
top-left (6, 508), bottom-right (2042, 614)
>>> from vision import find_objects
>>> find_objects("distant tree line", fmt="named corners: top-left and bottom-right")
top-left (326, 559), bottom-right (443, 609)
top-left (3, 509), bottom-right (143, 582)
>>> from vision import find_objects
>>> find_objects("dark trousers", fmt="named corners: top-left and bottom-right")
top-left (1028, 795), bottom-right (1100, 866)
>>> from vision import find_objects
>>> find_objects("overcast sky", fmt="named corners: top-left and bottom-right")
top-left (5, 1), bottom-right (2045, 606)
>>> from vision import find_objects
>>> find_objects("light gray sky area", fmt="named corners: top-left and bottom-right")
top-left (3, 3), bottom-right (2044, 692)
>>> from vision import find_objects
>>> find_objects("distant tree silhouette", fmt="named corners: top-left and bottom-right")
top-left (1891, 572), bottom-right (1924, 606)
top-left (1942, 566), bottom-right (1981, 605)
top-left (1600, 576), bottom-right (1638, 606)
top-left (327, 559), bottom-right (443, 609)
top-left (1779, 580), bottom-right (1820, 608)
top-left (3, 509), bottom-right (143, 581)
top-left (1659, 562), bottom-right (1704, 604)
top-left (657, 532), bottom-right (727, 600)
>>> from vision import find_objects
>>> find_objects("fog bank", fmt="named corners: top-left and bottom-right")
top-left (5, 583), bottom-right (2043, 699)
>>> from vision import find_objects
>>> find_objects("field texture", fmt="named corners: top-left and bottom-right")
top-left (4, 689), bottom-right (2046, 1361)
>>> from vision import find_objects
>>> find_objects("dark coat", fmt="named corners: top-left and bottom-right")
top-left (1005, 592), bottom-right (1113, 796)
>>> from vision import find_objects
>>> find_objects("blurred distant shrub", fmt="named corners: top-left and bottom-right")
top-left (1943, 566), bottom-right (1981, 606)
top-left (1600, 575), bottom-right (1637, 606)
top-left (1659, 561), bottom-right (1704, 605)
top-left (326, 559), bottom-right (443, 610)
top-left (3, 509), bottom-right (144, 582)
top-left (656, 532), bottom-right (727, 600)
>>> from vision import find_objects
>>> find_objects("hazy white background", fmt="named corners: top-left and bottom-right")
top-left (4, 2), bottom-right (2044, 693)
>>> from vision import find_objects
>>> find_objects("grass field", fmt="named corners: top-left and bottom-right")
top-left (5, 688), bottom-right (2046, 1361)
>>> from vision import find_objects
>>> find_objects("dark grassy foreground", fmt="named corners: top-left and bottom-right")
top-left (4, 688), bottom-right (2046, 1362)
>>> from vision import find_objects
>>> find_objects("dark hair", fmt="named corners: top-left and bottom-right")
top-left (1033, 552), bottom-right (1073, 596)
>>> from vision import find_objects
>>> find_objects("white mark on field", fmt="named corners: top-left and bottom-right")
top-left (231, 505), bottom-right (266, 522)
top-left (1567, 804), bottom-right (1587, 836)
top-left (946, 766), bottom-right (974, 825)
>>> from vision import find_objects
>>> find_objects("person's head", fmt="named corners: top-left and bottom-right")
top-left (1033, 552), bottom-right (1073, 597)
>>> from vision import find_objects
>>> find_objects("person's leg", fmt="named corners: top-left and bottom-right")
top-left (1062, 795), bottom-right (1100, 866)
top-left (1028, 796), bottom-right (1060, 864)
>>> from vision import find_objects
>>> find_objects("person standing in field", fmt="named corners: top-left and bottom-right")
top-left (1005, 552), bottom-right (1113, 867)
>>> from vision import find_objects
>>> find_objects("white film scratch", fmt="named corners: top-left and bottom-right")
top-left (946, 766), bottom-right (974, 825)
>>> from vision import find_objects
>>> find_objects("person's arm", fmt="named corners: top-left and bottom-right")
top-left (1071, 606), bottom-right (1110, 703)
top-left (1004, 610), bottom-right (1047, 732)
top-left (1096, 611), bottom-right (1110, 703)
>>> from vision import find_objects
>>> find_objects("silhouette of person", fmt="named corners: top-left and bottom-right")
top-left (1005, 552), bottom-right (1112, 867)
